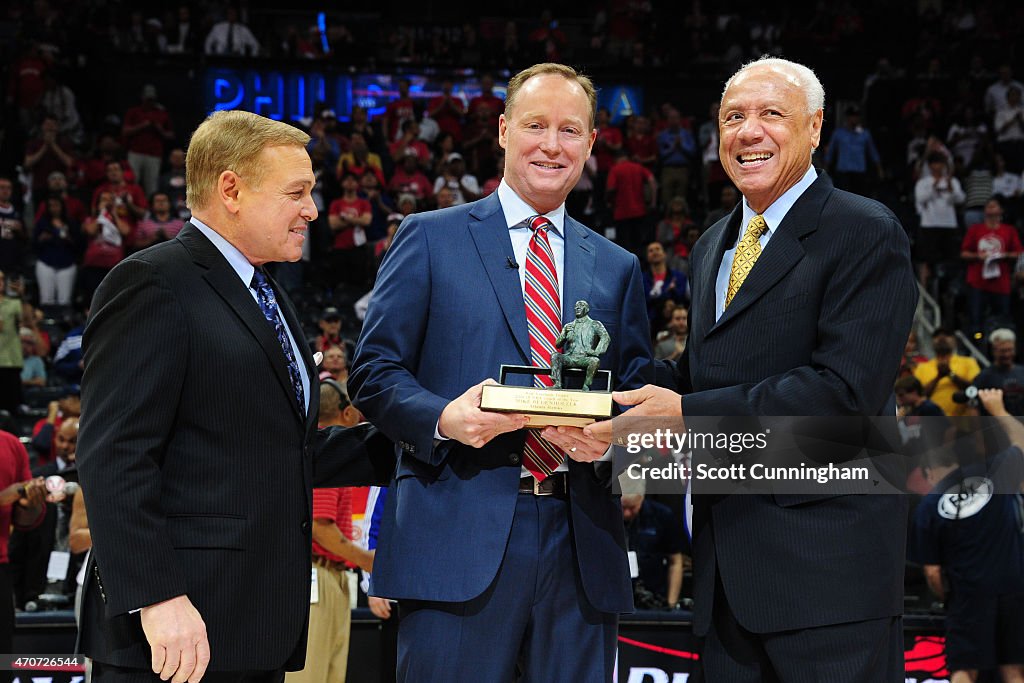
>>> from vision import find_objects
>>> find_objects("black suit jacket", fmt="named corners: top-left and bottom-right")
top-left (676, 172), bottom-right (917, 635)
top-left (77, 223), bottom-right (393, 671)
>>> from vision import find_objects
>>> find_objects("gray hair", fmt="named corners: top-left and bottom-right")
top-left (722, 56), bottom-right (825, 116)
top-left (989, 328), bottom-right (1017, 345)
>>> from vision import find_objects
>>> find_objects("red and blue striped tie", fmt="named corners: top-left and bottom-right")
top-left (522, 215), bottom-right (564, 481)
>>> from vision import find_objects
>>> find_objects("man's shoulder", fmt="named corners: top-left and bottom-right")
top-left (564, 213), bottom-right (636, 265)
top-left (823, 185), bottom-right (898, 225)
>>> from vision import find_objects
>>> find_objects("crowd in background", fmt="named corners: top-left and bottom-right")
top-left (0, 0), bottom-right (1023, 633)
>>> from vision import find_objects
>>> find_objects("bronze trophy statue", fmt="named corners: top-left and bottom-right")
top-left (480, 300), bottom-right (613, 427)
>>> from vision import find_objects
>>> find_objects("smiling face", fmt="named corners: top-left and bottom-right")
top-left (719, 64), bottom-right (822, 214)
top-left (227, 145), bottom-right (317, 265)
top-left (499, 73), bottom-right (597, 214)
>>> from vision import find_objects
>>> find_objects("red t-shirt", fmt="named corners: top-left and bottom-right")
top-left (389, 140), bottom-right (431, 167)
top-left (468, 94), bottom-right (504, 129)
top-left (607, 159), bottom-right (652, 221)
top-left (962, 222), bottom-right (1022, 294)
top-left (427, 95), bottom-right (465, 141)
top-left (626, 132), bottom-right (657, 167)
top-left (124, 105), bottom-right (173, 157)
top-left (0, 431), bottom-right (38, 562)
top-left (92, 182), bottom-right (148, 213)
top-left (385, 97), bottom-right (416, 140)
top-left (388, 170), bottom-right (433, 200)
top-left (595, 125), bottom-right (623, 173)
top-left (311, 487), bottom-right (354, 566)
top-left (329, 197), bottom-right (372, 250)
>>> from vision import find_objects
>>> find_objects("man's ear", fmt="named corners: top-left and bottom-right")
top-left (219, 170), bottom-right (243, 215)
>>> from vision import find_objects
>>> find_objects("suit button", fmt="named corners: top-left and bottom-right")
top-left (509, 453), bottom-right (520, 465)
top-left (301, 520), bottom-right (310, 533)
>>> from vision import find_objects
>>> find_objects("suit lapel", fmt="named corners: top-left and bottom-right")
top-left (697, 209), bottom-right (738, 341)
top-left (707, 173), bottom-right (831, 335)
top-left (468, 194), bottom-right (531, 362)
top-left (561, 216), bottom-right (595, 325)
top-left (176, 224), bottom-right (304, 422)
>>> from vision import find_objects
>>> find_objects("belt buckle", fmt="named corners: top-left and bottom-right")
top-left (533, 477), bottom-right (546, 496)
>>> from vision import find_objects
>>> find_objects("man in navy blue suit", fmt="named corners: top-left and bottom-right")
top-left (589, 57), bottom-right (918, 681)
top-left (349, 63), bottom-right (653, 681)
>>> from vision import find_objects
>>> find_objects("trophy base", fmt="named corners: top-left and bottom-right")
top-left (480, 384), bottom-right (612, 428)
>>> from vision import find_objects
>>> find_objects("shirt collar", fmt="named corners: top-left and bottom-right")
top-left (740, 165), bottom-right (818, 237)
top-left (190, 217), bottom-right (256, 288)
top-left (497, 179), bottom-right (565, 236)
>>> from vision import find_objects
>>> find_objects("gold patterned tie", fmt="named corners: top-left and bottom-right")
top-left (725, 214), bottom-right (768, 309)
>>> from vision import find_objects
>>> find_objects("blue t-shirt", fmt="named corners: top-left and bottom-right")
top-left (910, 447), bottom-right (1024, 596)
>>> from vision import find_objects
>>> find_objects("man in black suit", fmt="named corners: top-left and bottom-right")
top-left (589, 57), bottom-right (918, 680)
top-left (77, 111), bottom-right (392, 683)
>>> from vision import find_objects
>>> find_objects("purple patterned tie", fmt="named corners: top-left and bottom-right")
top-left (251, 269), bottom-right (305, 414)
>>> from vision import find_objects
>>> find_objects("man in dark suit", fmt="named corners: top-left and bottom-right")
top-left (77, 111), bottom-right (392, 683)
top-left (588, 57), bottom-right (918, 680)
top-left (349, 63), bottom-right (653, 681)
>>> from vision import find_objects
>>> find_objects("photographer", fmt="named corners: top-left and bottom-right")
top-left (914, 328), bottom-right (982, 418)
top-left (910, 388), bottom-right (1024, 683)
top-left (974, 328), bottom-right (1024, 417)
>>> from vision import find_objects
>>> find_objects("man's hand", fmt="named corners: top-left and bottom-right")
top-left (438, 379), bottom-right (528, 448)
top-left (17, 477), bottom-right (46, 508)
top-left (583, 385), bottom-right (684, 444)
top-left (978, 388), bottom-right (1009, 417)
top-left (140, 595), bottom-right (210, 683)
top-left (368, 596), bottom-right (392, 619)
top-left (540, 426), bottom-right (607, 462)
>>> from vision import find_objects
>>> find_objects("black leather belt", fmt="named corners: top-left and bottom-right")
top-left (519, 472), bottom-right (569, 498)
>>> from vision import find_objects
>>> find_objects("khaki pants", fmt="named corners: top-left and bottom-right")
top-left (285, 564), bottom-right (351, 683)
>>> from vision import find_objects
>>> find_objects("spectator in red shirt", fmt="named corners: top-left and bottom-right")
top-left (23, 116), bottom-right (75, 199)
top-left (314, 308), bottom-right (346, 354)
top-left (626, 114), bottom-right (657, 169)
top-left (34, 172), bottom-right (87, 225)
top-left (427, 80), bottom-right (465, 143)
top-left (78, 135), bottom-right (131, 195)
top-left (607, 148), bottom-right (657, 256)
top-left (961, 197), bottom-right (1023, 337)
top-left (388, 120), bottom-right (431, 169)
top-left (6, 43), bottom-right (48, 131)
top-left (468, 73), bottom-right (504, 131)
top-left (122, 84), bottom-right (174, 197)
top-left (81, 191), bottom-right (134, 305)
top-left (594, 107), bottom-right (624, 176)
top-left (287, 381), bottom-right (372, 683)
top-left (388, 152), bottom-right (433, 206)
top-left (655, 196), bottom-right (696, 270)
top-left (329, 172), bottom-right (373, 286)
top-left (0, 429), bottom-right (46, 664)
top-left (92, 160), bottom-right (147, 221)
top-left (383, 78), bottom-right (416, 143)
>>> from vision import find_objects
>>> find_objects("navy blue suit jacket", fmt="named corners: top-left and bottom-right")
top-left (677, 172), bottom-right (918, 635)
top-left (350, 192), bottom-right (653, 614)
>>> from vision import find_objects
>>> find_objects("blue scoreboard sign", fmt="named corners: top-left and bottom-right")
top-left (204, 68), bottom-right (506, 123)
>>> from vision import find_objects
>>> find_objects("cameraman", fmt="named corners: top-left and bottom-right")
top-left (910, 388), bottom-right (1024, 683)
top-left (974, 328), bottom-right (1024, 417)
